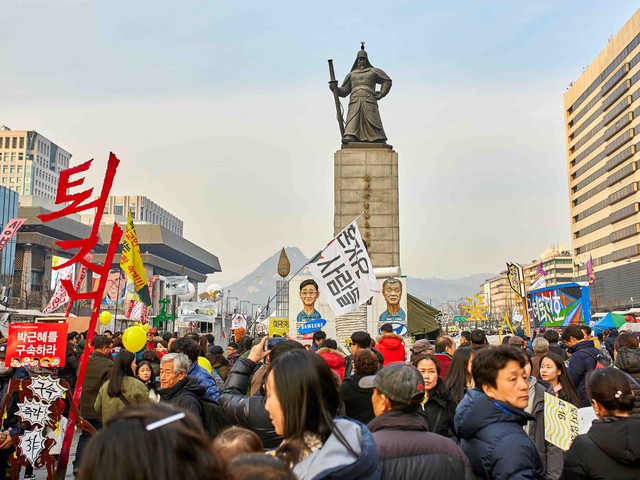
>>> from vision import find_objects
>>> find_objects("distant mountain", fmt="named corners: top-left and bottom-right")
top-left (225, 247), bottom-right (309, 307)
top-left (224, 247), bottom-right (493, 313)
top-left (407, 273), bottom-right (494, 309)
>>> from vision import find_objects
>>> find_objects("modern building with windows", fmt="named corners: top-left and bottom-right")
top-left (523, 245), bottom-right (574, 288)
top-left (0, 186), bottom-right (19, 296)
top-left (103, 195), bottom-right (183, 236)
top-left (0, 126), bottom-right (72, 200)
top-left (564, 9), bottom-right (640, 309)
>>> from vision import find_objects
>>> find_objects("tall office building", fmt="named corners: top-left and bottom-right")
top-left (0, 186), bottom-right (19, 294)
top-left (0, 126), bottom-right (72, 201)
top-left (103, 195), bottom-right (183, 236)
top-left (564, 9), bottom-right (640, 308)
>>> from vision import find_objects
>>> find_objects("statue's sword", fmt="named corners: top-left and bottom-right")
top-left (328, 59), bottom-right (345, 138)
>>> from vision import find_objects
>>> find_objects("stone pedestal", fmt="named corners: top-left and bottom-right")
top-left (334, 145), bottom-right (399, 268)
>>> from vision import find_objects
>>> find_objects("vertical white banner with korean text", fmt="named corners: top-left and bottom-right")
top-left (309, 221), bottom-right (379, 316)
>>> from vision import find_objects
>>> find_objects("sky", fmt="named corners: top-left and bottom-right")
top-left (2, 1), bottom-right (639, 286)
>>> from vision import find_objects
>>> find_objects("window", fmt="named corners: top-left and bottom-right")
top-left (114, 204), bottom-right (124, 216)
top-left (18, 137), bottom-right (24, 149)
top-left (11, 138), bottom-right (16, 149)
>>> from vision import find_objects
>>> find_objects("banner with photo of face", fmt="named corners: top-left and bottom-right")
top-left (371, 277), bottom-right (408, 336)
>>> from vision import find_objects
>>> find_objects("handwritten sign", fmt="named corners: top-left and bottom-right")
top-left (544, 392), bottom-right (580, 450)
top-left (0, 218), bottom-right (26, 253)
top-left (269, 317), bottom-right (290, 337)
top-left (6, 323), bottom-right (68, 368)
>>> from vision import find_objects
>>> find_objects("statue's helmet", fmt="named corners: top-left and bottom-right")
top-left (351, 43), bottom-right (373, 71)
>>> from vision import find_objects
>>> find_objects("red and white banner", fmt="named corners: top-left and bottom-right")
top-left (65, 254), bottom-right (93, 316)
top-left (309, 221), bottom-right (379, 316)
top-left (6, 323), bottom-right (69, 368)
top-left (0, 218), bottom-right (26, 253)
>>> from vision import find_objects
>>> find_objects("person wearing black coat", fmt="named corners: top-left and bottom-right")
top-left (562, 326), bottom-right (603, 407)
top-left (604, 329), bottom-right (619, 359)
top-left (158, 353), bottom-right (205, 425)
top-left (614, 345), bottom-right (640, 416)
top-left (219, 339), bottom-right (305, 450)
top-left (421, 377), bottom-right (457, 439)
top-left (365, 362), bottom-right (473, 480)
top-left (341, 348), bottom-right (379, 424)
top-left (564, 367), bottom-right (640, 479)
top-left (369, 410), bottom-right (473, 479)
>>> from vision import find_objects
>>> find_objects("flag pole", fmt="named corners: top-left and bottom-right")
top-left (250, 212), bottom-right (366, 335)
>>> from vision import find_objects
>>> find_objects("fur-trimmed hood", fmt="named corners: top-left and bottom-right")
top-left (376, 332), bottom-right (405, 344)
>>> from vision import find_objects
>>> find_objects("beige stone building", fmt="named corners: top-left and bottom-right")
top-left (0, 126), bottom-right (71, 200)
top-left (103, 195), bottom-right (183, 236)
top-left (523, 245), bottom-right (574, 288)
top-left (564, 9), bottom-right (640, 308)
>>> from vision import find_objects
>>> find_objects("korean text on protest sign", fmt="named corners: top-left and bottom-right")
top-left (309, 221), bottom-right (379, 316)
top-left (37, 152), bottom-right (124, 478)
top-left (6, 323), bottom-right (68, 368)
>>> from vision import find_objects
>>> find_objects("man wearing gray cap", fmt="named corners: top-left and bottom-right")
top-left (361, 363), bottom-right (473, 479)
top-left (409, 339), bottom-right (434, 362)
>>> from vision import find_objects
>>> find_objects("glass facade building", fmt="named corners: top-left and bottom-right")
top-left (0, 186), bottom-right (19, 295)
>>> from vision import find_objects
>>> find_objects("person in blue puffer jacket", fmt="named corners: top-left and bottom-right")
top-left (454, 345), bottom-right (544, 480)
top-left (169, 337), bottom-right (219, 400)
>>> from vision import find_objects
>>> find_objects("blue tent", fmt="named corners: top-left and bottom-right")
top-left (591, 312), bottom-right (625, 333)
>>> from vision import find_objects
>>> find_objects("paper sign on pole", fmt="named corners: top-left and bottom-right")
top-left (268, 317), bottom-right (289, 337)
top-left (544, 392), bottom-right (580, 450)
top-left (309, 221), bottom-right (379, 317)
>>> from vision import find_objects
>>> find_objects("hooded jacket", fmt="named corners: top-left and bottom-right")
top-left (292, 418), bottom-right (379, 480)
top-left (566, 340), bottom-right (602, 407)
top-left (454, 389), bottom-right (545, 480)
top-left (614, 347), bottom-right (640, 416)
top-left (563, 416), bottom-right (640, 480)
top-left (421, 377), bottom-right (457, 439)
top-left (219, 357), bottom-right (282, 450)
top-left (340, 372), bottom-right (375, 424)
top-left (94, 375), bottom-right (151, 423)
top-left (317, 347), bottom-right (346, 381)
top-left (368, 409), bottom-right (473, 479)
top-left (375, 333), bottom-right (405, 365)
top-left (158, 376), bottom-right (205, 424)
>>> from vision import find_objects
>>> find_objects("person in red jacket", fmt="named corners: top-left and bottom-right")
top-left (434, 334), bottom-right (457, 380)
top-left (376, 323), bottom-right (406, 365)
top-left (316, 339), bottom-right (347, 381)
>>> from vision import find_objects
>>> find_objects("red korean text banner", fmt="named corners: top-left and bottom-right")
top-left (5, 323), bottom-right (69, 368)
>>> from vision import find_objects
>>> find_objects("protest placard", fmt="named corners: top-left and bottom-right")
top-left (544, 392), bottom-right (580, 450)
top-left (5, 323), bottom-right (68, 368)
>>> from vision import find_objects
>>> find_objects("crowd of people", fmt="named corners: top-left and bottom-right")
top-left (0, 322), bottom-right (638, 479)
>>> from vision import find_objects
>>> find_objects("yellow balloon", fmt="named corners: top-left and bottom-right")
top-left (197, 356), bottom-right (212, 374)
top-left (99, 311), bottom-right (112, 326)
top-left (142, 324), bottom-right (150, 333)
top-left (122, 326), bottom-right (146, 353)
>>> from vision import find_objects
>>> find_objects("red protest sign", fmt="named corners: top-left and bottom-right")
top-left (6, 323), bottom-right (69, 368)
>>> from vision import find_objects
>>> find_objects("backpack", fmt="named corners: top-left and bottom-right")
top-left (199, 396), bottom-right (228, 439)
top-left (585, 350), bottom-right (609, 369)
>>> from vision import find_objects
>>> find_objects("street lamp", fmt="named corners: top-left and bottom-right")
top-left (227, 296), bottom-right (238, 314)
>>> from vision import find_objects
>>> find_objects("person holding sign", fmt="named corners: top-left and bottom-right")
top-left (563, 368), bottom-right (640, 480)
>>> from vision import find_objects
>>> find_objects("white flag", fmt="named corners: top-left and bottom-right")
top-left (309, 221), bottom-right (380, 316)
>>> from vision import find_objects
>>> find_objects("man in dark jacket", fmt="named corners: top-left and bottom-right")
top-left (362, 362), bottom-right (473, 479)
top-left (562, 325), bottom-right (602, 407)
top-left (220, 337), bottom-right (305, 449)
top-left (158, 353), bottom-right (204, 423)
top-left (454, 345), bottom-right (544, 480)
top-left (73, 335), bottom-right (113, 474)
top-left (604, 328), bottom-right (619, 360)
top-left (169, 337), bottom-right (220, 400)
top-left (543, 329), bottom-right (567, 360)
